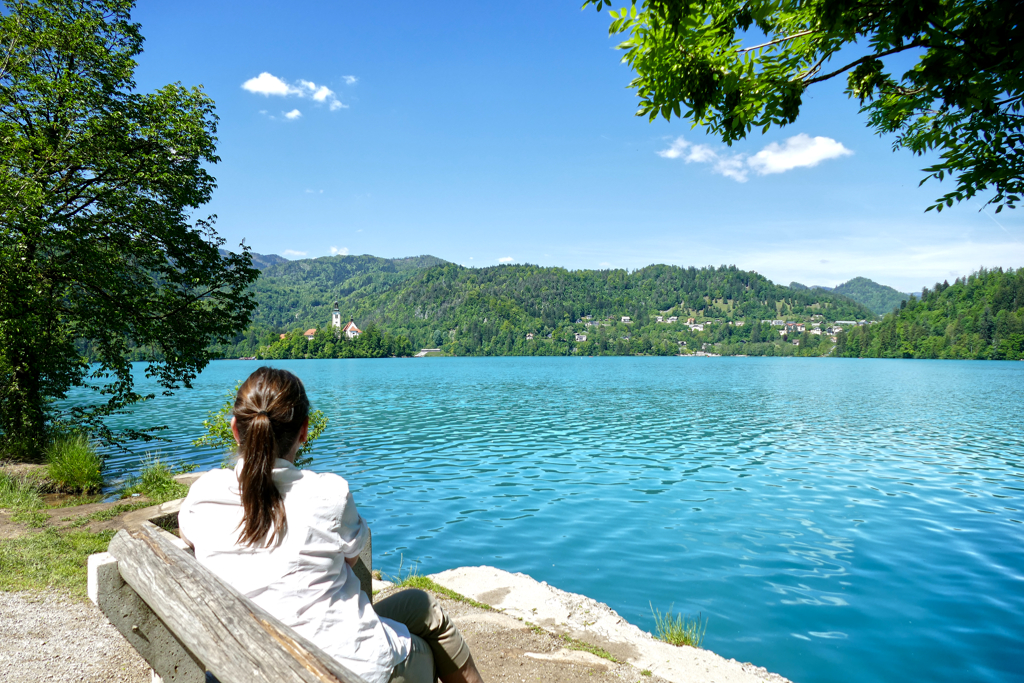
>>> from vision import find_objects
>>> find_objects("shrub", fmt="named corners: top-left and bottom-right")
top-left (46, 433), bottom-right (104, 493)
top-left (651, 603), bottom-right (706, 648)
top-left (119, 456), bottom-right (190, 504)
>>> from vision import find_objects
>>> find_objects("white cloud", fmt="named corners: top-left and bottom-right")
top-left (330, 246), bottom-right (349, 256)
top-left (342, 75), bottom-right (358, 85)
top-left (498, 256), bottom-right (514, 263)
top-left (284, 109), bottom-right (302, 120)
top-left (243, 72), bottom-right (298, 96)
top-left (657, 134), bottom-right (852, 182)
top-left (656, 138), bottom-right (689, 159)
top-left (748, 134), bottom-right (853, 175)
top-left (282, 249), bottom-right (306, 257)
top-left (241, 72), bottom-right (347, 112)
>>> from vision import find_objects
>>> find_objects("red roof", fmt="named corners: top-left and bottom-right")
top-left (304, 328), bottom-right (316, 337)
top-left (342, 321), bottom-right (361, 333)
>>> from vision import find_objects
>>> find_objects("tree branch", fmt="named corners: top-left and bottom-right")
top-left (802, 40), bottom-right (927, 86)
top-left (740, 29), bottom-right (817, 53)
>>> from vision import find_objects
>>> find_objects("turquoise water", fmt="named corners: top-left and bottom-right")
top-left (93, 357), bottom-right (1023, 683)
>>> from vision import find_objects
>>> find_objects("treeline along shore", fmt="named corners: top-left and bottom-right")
top-left (83, 256), bottom-right (1024, 362)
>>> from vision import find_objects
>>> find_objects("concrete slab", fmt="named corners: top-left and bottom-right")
top-left (430, 565), bottom-right (792, 683)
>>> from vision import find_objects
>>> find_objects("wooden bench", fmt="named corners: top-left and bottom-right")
top-left (88, 502), bottom-right (375, 683)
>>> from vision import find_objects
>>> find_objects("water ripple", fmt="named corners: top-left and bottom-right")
top-left (79, 357), bottom-right (1024, 683)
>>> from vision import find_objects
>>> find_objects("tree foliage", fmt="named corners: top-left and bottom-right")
top-left (835, 267), bottom-right (1024, 359)
top-left (191, 382), bottom-right (328, 469)
top-left (0, 0), bottom-right (258, 453)
top-left (585, 0), bottom-right (1023, 212)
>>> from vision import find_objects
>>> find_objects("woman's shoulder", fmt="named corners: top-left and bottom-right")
top-left (185, 467), bottom-right (238, 500)
top-left (294, 469), bottom-right (353, 499)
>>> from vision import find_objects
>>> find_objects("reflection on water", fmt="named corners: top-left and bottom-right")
top-left (80, 357), bottom-right (1024, 683)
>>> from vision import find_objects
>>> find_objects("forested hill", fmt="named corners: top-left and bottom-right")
top-left (836, 268), bottom-right (1023, 360)
top-left (216, 255), bottom-right (876, 357)
top-left (789, 277), bottom-right (913, 316)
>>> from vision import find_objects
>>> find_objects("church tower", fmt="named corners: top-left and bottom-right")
top-left (331, 301), bottom-right (341, 330)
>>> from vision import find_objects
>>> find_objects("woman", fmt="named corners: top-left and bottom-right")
top-left (179, 367), bottom-right (484, 683)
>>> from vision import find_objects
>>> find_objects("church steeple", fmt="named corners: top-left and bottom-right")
top-left (331, 301), bottom-right (341, 329)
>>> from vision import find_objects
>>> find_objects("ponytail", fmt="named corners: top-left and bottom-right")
top-left (232, 367), bottom-right (310, 547)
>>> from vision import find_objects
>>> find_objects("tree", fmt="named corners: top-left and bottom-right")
top-left (0, 0), bottom-right (258, 454)
top-left (585, 0), bottom-right (1023, 212)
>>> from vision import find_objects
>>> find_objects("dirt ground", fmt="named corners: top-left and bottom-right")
top-left (377, 583), bottom-right (670, 683)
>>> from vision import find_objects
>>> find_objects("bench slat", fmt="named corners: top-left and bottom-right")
top-left (108, 523), bottom-right (368, 683)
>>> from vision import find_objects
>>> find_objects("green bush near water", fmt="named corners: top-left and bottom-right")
top-left (119, 457), bottom-right (191, 504)
top-left (651, 603), bottom-right (706, 648)
top-left (46, 434), bottom-right (104, 493)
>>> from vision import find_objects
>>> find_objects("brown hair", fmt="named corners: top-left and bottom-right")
top-left (233, 367), bottom-right (310, 547)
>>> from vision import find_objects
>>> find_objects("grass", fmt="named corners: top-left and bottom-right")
top-left (46, 433), bottom-right (103, 493)
top-left (0, 527), bottom-right (115, 598)
top-left (650, 603), bottom-right (706, 648)
top-left (82, 500), bottom-right (155, 522)
top-left (0, 471), bottom-right (43, 510)
top-left (559, 633), bottom-right (618, 662)
top-left (119, 456), bottom-right (190, 503)
top-left (393, 573), bottom-right (493, 611)
top-left (641, 670), bottom-right (652, 677)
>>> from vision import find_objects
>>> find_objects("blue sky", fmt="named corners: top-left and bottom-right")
top-left (131, 0), bottom-right (1023, 293)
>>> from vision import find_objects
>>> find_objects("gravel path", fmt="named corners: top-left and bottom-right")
top-left (0, 592), bottom-right (150, 683)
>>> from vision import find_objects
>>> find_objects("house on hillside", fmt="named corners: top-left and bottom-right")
top-left (622, 316), bottom-right (632, 323)
top-left (575, 333), bottom-right (587, 342)
top-left (341, 319), bottom-right (361, 339)
top-left (655, 316), bottom-right (664, 323)
top-left (526, 333), bottom-right (534, 340)
top-left (667, 316), bottom-right (678, 323)
top-left (303, 328), bottom-right (317, 340)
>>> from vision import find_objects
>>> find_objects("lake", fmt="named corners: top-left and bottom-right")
top-left (93, 356), bottom-right (1023, 683)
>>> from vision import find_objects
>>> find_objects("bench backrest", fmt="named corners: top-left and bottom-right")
top-left (91, 522), bottom-right (368, 683)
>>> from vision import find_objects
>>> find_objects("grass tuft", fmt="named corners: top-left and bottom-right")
top-left (391, 557), bottom-right (492, 610)
top-left (0, 528), bottom-right (115, 598)
top-left (559, 633), bottom-right (618, 662)
top-left (119, 456), bottom-right (190, 504)
top-left (651, 603), bottom-right (706, 648)
top-left (0, 471), bottom-right (43, 510)
top-left (46, 433), bottom-right (104, 493)
top-left (394, 573), bottom-right (493, 611)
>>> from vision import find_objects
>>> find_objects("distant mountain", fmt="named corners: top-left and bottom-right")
top-left (832, 278), bottom-right (914, 316)
top-left (218, 248), bottom-right (289, 270)
top-left (789, 277), bottom-right (912, 316)
top-left (210, 258), bottom-right (877, 358)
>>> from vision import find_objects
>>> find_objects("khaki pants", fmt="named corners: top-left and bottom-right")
top-left (375, 589), bottom-right (470, 683)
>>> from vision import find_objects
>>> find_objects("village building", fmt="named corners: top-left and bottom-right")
top-left (574, 333), bottom-right (587, 342)
top-left (303, 328), bottom-right (317, 340)
top-left (341, 319), bottom-right (361, 339)
top-left (622, 316), bottom-right (631, 323)
top-left (667, 316), bottom-right (678, 323)
top-left (526, 333), bottom-right (534, 340)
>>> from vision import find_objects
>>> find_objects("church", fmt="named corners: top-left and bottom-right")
top-left (331, 302), bottom-right (361, 339)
